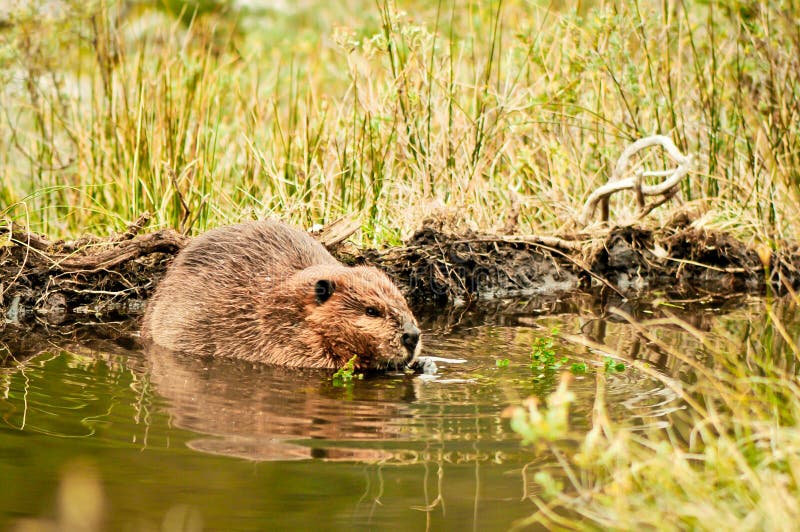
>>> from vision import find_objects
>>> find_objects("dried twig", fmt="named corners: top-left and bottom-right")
top-left (112, 212), bottom-right (152, 242)
top-left (54, 231), bottom-right (188, 273)
top-left (451, 235), bottom-right (588, 252)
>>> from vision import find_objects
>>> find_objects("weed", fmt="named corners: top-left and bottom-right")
top-left (508, 299), bottom-right (800, 529)
top-left (569, 362), bottom-right (587, 374)
top-left (604, 357), bottom-right (625, 373)
top-left (332, 355), bottom-right (361, 386)
top-left (503, 373), bottom-right (574, 446)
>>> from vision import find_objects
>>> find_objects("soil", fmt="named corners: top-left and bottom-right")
top-left (1, 213), bottom-right (798, 327)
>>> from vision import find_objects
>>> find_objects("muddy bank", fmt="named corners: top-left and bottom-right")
top-left (1, 218), bottom-right (186, 325)
top-left (355, 212), bottom-right (799, 302)
top-left (1, 214), bottom-right (798, 325)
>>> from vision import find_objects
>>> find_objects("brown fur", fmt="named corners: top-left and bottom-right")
top-left (141, 220), bottom-right (421, 369)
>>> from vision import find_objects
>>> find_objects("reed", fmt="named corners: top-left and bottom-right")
top-left (1, 0), bottom-right (798, 246)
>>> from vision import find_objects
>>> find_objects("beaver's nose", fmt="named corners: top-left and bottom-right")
top-left (402, 322), bottom-right (420, 352)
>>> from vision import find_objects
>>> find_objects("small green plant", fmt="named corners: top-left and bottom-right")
top-left (531, 337), bottom-right (555, 366)
top-left (496, 358), bottom-right (510, 368)
top-left (530, 329), bottom-right (566, 372)
top-left (604, 357), bottom-right (625, 373)
top-left (332, 355), bottom-right (362, 386)
top-left (570, 362), bottom-right (587, 374)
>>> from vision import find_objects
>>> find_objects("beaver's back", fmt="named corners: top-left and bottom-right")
top-left (175, 219), bottom-right (338, 282)
top-left (141, 220), bottom-right (339, 353)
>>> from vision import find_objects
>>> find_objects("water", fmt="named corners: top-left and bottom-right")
top-left (0, 295), bottom-right (767, 530)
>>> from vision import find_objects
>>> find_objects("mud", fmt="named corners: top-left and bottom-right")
top-left (1, 219), bottom-right (185, 324)
top-left (1, 214), bottom-right (798, 326)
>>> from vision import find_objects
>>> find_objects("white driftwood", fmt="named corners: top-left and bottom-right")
top-left (578, 135), bottom-right (692, 226)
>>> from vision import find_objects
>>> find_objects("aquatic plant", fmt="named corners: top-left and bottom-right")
top-left (569, 362), bottom-right (587, 374)
top-left (332, 355), bottom-right (361, 386)
top-left (531, 326), bottom-right (586, 380)
top-left (603, 356), bottom-right (625, 373)
top-left (530, 337), bottom-right (558, 370)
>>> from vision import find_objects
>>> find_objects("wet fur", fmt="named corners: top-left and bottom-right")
top-left (141, 220), bottom-right (421, 369)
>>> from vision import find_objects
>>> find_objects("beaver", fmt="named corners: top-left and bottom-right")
top-left (141, 220), bottom-right (421, 370)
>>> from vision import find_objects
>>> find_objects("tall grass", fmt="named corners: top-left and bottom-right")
top-left (506, 296), bottom-right (800, 530)
top-left (1, 0), bottom-right (799, 244)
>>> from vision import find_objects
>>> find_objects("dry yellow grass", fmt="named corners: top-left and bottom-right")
top-left (1, 0), bottom-right (798, 248)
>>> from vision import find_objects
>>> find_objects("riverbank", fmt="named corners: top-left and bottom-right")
top-left (2, 212), bottom-right (797, 326)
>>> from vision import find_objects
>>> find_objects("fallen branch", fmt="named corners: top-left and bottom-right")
top-left (53, 230), bottom-right (189, 273)
top-left (9, 222), bottom-right (53, 251)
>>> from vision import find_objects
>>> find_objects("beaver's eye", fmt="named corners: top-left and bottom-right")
top-left (365, 306), bottom-right (382, 318)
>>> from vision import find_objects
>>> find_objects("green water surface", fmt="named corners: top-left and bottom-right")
top-left (0, 296), bottom-right (772, 530)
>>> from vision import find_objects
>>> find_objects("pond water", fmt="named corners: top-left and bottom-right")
top-left (0, 294), bottom-right (773, 530)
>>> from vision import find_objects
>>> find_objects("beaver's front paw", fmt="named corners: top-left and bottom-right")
top-left (408, 356), bottom-right (438, 375)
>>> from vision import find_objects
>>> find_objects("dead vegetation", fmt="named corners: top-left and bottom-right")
top-left (1, 214), bottom-right (186, 325)
top-left (1, 212), bottom-right (798, 327)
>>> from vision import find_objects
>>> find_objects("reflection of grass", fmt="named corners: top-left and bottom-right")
top-left (507, 298), bottom-right (800, 529)
top-left (1, 1), bottom-right (799, 243)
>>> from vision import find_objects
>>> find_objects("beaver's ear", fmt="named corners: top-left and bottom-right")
top-left (314, 279), bottom-right (336, 304)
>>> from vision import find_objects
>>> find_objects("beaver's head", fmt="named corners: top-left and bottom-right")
top-left (295, 265), bottom-right (421, 370)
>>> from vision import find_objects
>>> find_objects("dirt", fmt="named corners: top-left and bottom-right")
top-left (1, 218), bottom-right (185, 324)
top-left (1, 214), bottom-right (798, 327)
top-left (355, 226), bottom-right (584, 304)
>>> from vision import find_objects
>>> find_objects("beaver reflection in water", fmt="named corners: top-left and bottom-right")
top-left (141, 220), bottom-right (421, 370)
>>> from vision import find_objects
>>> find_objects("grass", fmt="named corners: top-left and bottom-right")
top-left (1, 0), bottom-right (799, 246)
top-left (505, 296), bottom-right (800, 530)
